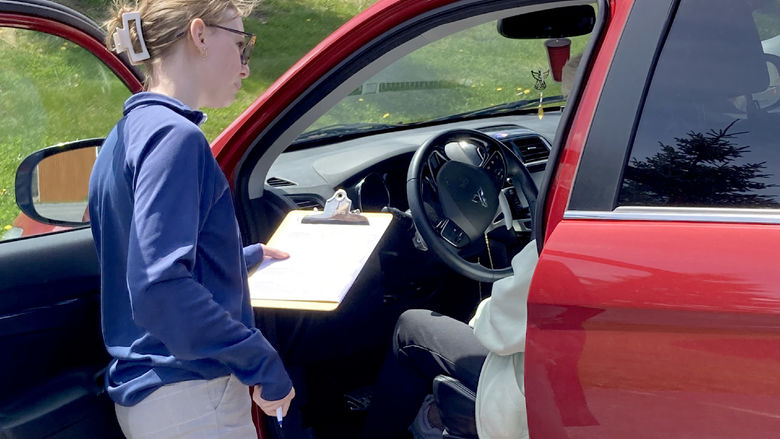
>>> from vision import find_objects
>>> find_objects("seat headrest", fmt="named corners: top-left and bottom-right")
top-left (652, 0), bottom-right (768, 99)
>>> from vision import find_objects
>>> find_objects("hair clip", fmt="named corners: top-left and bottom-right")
top-left (112, 11), bottom-right (150, 64)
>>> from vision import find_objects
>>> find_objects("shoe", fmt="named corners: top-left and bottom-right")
top-left (409, 394), bottom-right (443, 439)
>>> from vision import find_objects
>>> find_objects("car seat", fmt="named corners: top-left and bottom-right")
top-left (432, 375), bottom-right (478, 439)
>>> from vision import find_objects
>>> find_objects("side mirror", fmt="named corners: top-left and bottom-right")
top-left (498, 5), bottom-right (595, 39)
top-left (15, 139), bottom-right (102, 227)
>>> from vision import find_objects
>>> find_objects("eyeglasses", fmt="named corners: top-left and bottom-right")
top-left (175, 23), bottom-right (256, 66)
top-left (208, 24), bottom-right (256, 66)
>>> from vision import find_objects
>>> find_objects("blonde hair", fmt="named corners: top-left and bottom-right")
top-left (105, 0), bottom-right (257, 75)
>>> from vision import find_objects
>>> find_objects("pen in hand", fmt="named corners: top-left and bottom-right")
top-left (253, 385), bottom-right (294, 433)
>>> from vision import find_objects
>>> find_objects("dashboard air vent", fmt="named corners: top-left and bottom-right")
top-left (290, 196), bottom-right (324, 210)
top-left (267, 177), bottom-right (296, 187)
top-left (508, 136), bottom-right (549, 164)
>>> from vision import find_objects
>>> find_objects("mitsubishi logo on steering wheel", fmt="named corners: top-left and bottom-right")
top-left (472, 187), bottom-right (488, 208)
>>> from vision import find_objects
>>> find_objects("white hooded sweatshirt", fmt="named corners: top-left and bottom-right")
top-left (472, 240), bottom-right (538, 439)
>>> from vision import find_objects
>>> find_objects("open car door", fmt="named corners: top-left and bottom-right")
top-left (0, 1), bottom-right (141, 437)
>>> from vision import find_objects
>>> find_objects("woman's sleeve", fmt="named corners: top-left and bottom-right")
top-left (243, 243), bottom-right (264, 269)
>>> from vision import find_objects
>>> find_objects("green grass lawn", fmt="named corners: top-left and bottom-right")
top-left (308, 20), bottom-right (588, 130)
top-left (202, 0), bottom-right (376, 139)
top-left (0, 0), bottom-right (370, 233)
top-left (53, 0), bottom-right (374, 139)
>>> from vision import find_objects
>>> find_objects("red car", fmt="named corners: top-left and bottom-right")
top-left (3, 0), bottom-right (780, 438)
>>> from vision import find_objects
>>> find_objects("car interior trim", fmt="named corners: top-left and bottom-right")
top-left (564, 206), bottom-right (780, 224)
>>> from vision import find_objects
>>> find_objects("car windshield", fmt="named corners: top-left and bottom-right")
top-left (293, 16), bottom-right (590, 146)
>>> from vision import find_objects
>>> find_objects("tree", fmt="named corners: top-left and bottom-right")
top-left (622, 120), bottom-right (779, 207)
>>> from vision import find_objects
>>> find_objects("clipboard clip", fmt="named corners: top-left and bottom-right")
top-left (302, 189), bottom-right (370, 225)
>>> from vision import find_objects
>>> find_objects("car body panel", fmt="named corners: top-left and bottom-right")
top-left (528, 220), bottom-right (780, 438)
top-left (528, 0), bottom-right (780, 437)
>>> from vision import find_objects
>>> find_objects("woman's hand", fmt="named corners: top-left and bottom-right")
top-left (260, 244), bottom-right (289, 260)
top-left (252, 385), bottom-right (296, 417)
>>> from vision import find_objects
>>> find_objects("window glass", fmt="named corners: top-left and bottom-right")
top-left (296, 16), bottom-right (591, 142)
top-left (620, 0), bottom-right (780, 208)
top-left (0, 28), bottom-right (130, 240)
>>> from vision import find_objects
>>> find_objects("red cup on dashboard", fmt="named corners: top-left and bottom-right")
top-left (545, 38), bottom-right (571, 82)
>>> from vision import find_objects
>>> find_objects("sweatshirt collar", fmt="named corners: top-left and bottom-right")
top-left (123, 92), bottom-right (208, 126)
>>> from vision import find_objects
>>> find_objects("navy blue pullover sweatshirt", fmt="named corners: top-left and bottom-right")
top-left (88, 92), bottom-right (292, 406)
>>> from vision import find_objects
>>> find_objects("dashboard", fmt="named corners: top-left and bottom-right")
top-left (256, 113), bottom-right (561, 214)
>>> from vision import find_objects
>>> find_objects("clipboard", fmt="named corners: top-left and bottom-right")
top-left (248, 190), bottom-right (393, 311)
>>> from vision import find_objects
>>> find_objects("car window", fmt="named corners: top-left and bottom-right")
top-left (620, 0), bottom-right (780, 208)
top-left (296, 17), bottom-right (591, 143)
top-left (0, 27), bottom-right (130, 241)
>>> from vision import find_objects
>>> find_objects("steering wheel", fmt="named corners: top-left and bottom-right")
top-left (406, 129), bottom-right (538, 282)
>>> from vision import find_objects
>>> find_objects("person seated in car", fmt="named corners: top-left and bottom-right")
top-left (360, 47), bottom-right (588, 439)
top-left (361, 240), bottom-right (538, 439)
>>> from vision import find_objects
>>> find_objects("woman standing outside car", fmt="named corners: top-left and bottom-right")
top-left (88, 1), bottom-right (294, 437)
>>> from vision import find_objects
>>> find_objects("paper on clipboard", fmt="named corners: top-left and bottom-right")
top-left (248, 210), bottom-right (392, 310)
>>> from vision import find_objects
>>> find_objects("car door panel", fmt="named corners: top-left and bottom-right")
top-left (0, 229), bottom-right (122, 438)
top-left (0, 0), bottom-right (142, 438)
top-left (1, 0), bottom-right (141, 434)
top-left (528, 219), bottom-right (780, 438)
